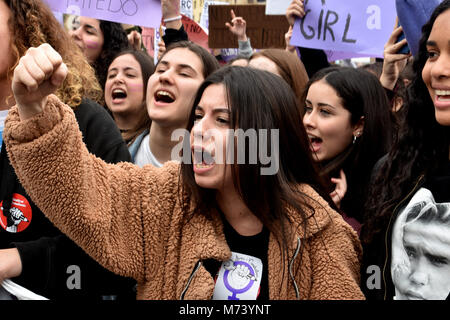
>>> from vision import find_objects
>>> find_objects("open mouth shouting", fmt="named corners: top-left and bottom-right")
top-left (154, 89), bottom-right (176, 104)
top-left (307, 134), bottom-right (322, 153)
top-left (192, 146), bottom-right (216, 173)
top-left (111, 88), bottom-right (127, 103)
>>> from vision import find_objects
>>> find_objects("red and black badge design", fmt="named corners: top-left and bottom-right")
top-left (0, 193), bottom-right (32, 233)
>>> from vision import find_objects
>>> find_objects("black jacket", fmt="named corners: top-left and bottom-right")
top-left (360, 154), bottom-right (426, 300)
top-left (0, 99), bottom-right (135, 300)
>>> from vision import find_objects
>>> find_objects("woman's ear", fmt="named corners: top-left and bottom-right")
top-left (353, 116), bottom-right (365, 137)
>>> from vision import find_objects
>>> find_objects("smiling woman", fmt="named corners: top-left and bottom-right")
top-left (361, 0), bottom-right (450, 301)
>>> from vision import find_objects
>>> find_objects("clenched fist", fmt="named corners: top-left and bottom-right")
top-left (12, 43), bottom-right (68, 121)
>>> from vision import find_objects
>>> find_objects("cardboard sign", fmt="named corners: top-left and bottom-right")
top-left (208, 4), bottom-right (289, 49)
top-left (290, 0), bottom-right (396, 57)
top-left (44, 0), bottom-right (162, 28)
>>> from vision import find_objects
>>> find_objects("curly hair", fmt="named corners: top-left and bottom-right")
top-left (361, 0), bottom-right (450, 244)
top-left (5, 0), bottom-right (103, 108)
top-left (93, 20), bottom-right (131, 91)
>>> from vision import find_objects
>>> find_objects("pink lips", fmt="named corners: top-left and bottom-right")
top-left (310, 140), bottom-right (321, 153)
top-left (307, 134), bottom-right (322, 153)
top-left (434, 94), bottom-right (450, 110)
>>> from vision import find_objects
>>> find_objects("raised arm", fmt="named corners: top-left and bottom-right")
top-left (161, 0), bottom-right (188, 47)
top-left (225, 9), bottom-right (253, 58)
top-left (286, 0), bottom-right (330, 77)
top-left (379, 22), bottom-right (411, 91)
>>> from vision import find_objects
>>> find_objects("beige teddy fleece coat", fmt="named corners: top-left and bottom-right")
top-left (4, 96), bottom-right (365, 300)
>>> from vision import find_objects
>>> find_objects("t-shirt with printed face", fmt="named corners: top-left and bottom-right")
top-left (391, 161), bottom-right (450, 300)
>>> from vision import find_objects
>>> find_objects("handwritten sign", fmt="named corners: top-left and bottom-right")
top-left (180, 0), bottom-right (194, 19)
top-left (291, 0), bottom-right (396, 57)
top-left (265, 0), bottom-right (291, 15)
top-left (181, 14), bottom-right (209, 50)
top-left (193, 0), bottom-right (205, 23)
top-left (44, 0), bottom-right (162, 28)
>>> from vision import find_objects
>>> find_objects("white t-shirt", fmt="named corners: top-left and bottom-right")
top-left (134, 133), bottom-right (163, 168)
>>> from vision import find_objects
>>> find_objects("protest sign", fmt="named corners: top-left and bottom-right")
top-left (265, 0), bottom-right (291, 15)
top-left (208, 4), bottom-right (289, 49)
top-left (193, 0), bottom-right (205, 23)
top-left (199, 0), bottom-right (229, 31)
top-left (325, 50), bottom-right (373, 62)
top-left (44, 0), bottom-right (162, 28)
top-left (290, 0), bottom-right (396, 57)
top-left (181, 15), bottom-right (210, 50)
top-left (180, 0), bottom-right (194, 19)
top-left (141, 27), bottom-right (156, 58)
top-left (144, 15), bottom-right (209, 64)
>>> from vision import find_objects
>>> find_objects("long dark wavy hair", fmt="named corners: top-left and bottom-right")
top-left (361, 0), bottom-right (450, 244)
top-left (180, 66), bottom-right (337, 274)
top-left (302, 66), bottom-right (395, 223)
top-left (94, 20), bottom-right (131, 90)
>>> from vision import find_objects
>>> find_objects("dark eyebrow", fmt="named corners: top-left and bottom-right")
top-left (84, 24), bottom-right (98, 32)
top-left (213, 108), bottom-right (231, 114)
top-left (108, 66), bottom-right (138, 73)
top-left (178, 64), bottom-right (194, 69)
top-left (426, 40), bottom-right (450, 48)
top-left (158, 61), bottom-right (198, 74)
top-left (317, 102), bottom-right (335, 108)
top-left (305, 99), bottom-right (335, 108)
top-left (195, 105), bottom-right (230, 114)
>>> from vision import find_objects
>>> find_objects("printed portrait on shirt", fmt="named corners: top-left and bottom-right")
top-left (391, 188), bottom-right (450, 300)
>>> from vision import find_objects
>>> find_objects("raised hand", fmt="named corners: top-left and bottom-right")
top-left (285, 25), bottom-right (296, 53)
top-left (12, 43), bottom-right (67, 121)
top-left (157, 39), bottom-right (166, 61)
top-left (330, 169), bottom-right (347, 208)
top-left (225, 9), bottom-right (248, 41)
top-left (161, 0), bottom-right (180, 19)
top-left (286, 0), bottom-right (305, 26)
top-left (128, 30), bottom-right (142, 51)
top-left (161, 0), bottom-right (182, 29)
top-left (379, 22), bottom-right (411, 91)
